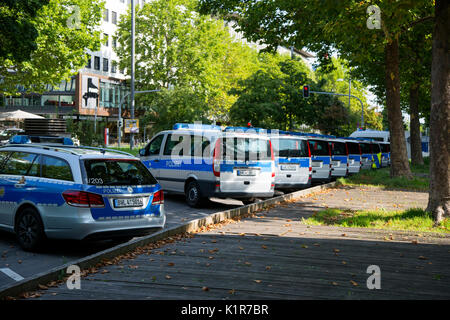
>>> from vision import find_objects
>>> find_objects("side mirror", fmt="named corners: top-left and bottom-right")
top-left (139, 148), bottom-right (146, 157)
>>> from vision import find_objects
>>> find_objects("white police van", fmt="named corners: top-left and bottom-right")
top-left (269, 131), bottom-right (311, 190)
top-left (0, 136), bottom-right (165, 251)
top-left (306, 135), bottom-right (332, 183)
top-left (140, 124), bottom-right (275, 207)
top-left (342, 139), bottom-right (362, 174)
top-left (329, 139), bottom-right (349, 178)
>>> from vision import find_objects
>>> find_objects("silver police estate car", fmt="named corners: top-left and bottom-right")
top-left (0, 140), bottom-right (165, 251)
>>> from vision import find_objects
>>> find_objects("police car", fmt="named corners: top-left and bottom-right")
top-left (0, 137), bottom-right (165, 251)
top-left (140, 124), bottom-right (275, 207)
top-left (268, 130), bottom-right (311, 190)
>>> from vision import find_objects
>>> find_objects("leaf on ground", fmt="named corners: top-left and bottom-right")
top-left (350, 280), bottom-right (358, 286)
top-left (167, 262), bottom-right (175, 266)
top-left (333, 249), bottom-right (340, 253)
top-left (418, 256), bottom-right (428, 260)
top-left (38, 284), bottom-right (48, 290)
top-left (331, 281), bottom-right (339, 286)
top-left (261, 245), bottom-right (267, 249)
top-left (244, 262), bottom-right (252, 266)
top-left (301, 244), bottom-right (308, 248)
top-left (229, 289), bottom-right (235, 294)
top-left (254, 280), bottom-right (262, 283)
top-left (165, 275), bottom-right (172, 280)
top-left (202, 286), bottom-right (209, 291)
top-left (239, 233), bottom-right (246, 236)
top-left (265, 266), bottom-right (272, 271)
top-left (238, 246), bottom-right (244, 250)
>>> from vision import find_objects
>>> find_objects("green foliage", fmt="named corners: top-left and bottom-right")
top-left (0, 0), bottom-right (103, 94)
top-left (0, 0), bottom-right (49, 63)
top-left (142, 86), bottom-right (210, 135)
top-left (66, 118), bottom-right (106, 146)
top-left (116, 0), bottom-right (259, 123)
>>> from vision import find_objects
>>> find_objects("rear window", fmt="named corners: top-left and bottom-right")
top-left (329, 142), bottom-right (347, 156)
top-left (308, 140), bottom-right (330, 156)
top-left (371, 143), bottom-right (381, 153)
top-left (273, 138), bottom-right (309, 158)
top-left (347, 142), bottom-right (360, 154)
top-left (380, 143), bottom-right (390, 152)
top-left (221, 137), bottom-right (271, 161)
top-left (359, 143), bottom-right (371, 154)
top-left (84, 159), bottom-right (157, 186)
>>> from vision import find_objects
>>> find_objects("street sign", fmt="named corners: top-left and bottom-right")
top-left (124, 119), bottom-right (139, 133)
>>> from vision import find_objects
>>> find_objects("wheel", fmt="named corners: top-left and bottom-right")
top-left (15, 207), bottom-right (46, 251)
top-left (185, 181), bottom-right (206, 208)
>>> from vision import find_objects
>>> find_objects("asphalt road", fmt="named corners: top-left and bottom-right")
top-left (0, 193), bottom-right (244, 289)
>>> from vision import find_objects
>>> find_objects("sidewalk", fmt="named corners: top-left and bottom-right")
top-left (26, 186), bottom-right (450, 299)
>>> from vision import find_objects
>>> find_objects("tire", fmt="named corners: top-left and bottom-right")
top-left (185, 181), bottom-right (206, 208)
top-left (15, 207), bottom-right (46, 251)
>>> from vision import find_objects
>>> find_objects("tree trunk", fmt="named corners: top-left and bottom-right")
top-left (385, 37), bottom-right (413, 178)
top-left (427, 0), bottom-right (450, 224)
top-left (409, 84), bottom-right (424, 166)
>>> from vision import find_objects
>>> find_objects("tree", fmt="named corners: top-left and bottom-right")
top-left (426, 0), bottom-right (449, 223)
top-left (142, 86), bottom-right (209, 135)
top-left (199, 0), bottom-right (436, 179)
top-left (0, 0), bottom-right (49, 63)
top-left (116, 0), bottom-right (259, 122)
top-left (0, 0), bottom-right (103, 94)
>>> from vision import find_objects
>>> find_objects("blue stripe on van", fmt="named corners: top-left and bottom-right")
top-left (332, 155), bottom-right (348, 163)
top-left (349, 154), bottom-right (361, 162)
top-left (143, 159), bottom-right (273, 172)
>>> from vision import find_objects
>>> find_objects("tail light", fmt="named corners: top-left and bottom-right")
top-left (152, 190), bottom-right (164, 205)
top-left (307, 141), bottom-right (312, 158)
top-left (213, 138), bottom-right (221, 177)
top-left (309, 166), bottom-right (312, 172)
top-left (62, 190), bottom-right (105, 208)
top-left (269, 140), bottom-right (275, 177)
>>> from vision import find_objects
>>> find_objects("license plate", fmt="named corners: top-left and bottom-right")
top-left (237, 170), bottom-right (256, 176)
top-left (280, 164), bottom-right (297, 171)
top-left (332, 161), bottom-right (341, 166)
top-left (114, 197), bottom-right (143, 208)
top-left (311, 161), bottom-right (322, 167)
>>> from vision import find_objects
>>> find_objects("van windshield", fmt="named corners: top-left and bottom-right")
top-left (221, 137), bottom-right (272, 161)
top-left (83, 159), bottom-right (158, 186)
top-left (309, 140), bottom-right (330, 156)
top-left (273, 138), bottom-right (309, 158)
top-left (371, 143), bottom-right (381, 153)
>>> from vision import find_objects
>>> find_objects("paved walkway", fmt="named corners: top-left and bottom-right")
top-left (24, 186), bottom-right (450, 300)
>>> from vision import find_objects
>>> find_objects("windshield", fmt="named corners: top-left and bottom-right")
top-left (83, 159), bottom-right (158, 186)
top-left (273, 138), bottom-right (309, 158)
top-left (308, 139), bottom-right (330, 156)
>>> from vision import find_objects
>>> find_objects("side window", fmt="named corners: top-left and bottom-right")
top-left (147, 134), bottom-right (164, 156)
top-left (42, 156), bottom-right (73, 181)
top-left (0, 151), bottom-right (10, 172)
top-left (191, 135), bottom-right (210, 158)
top-left (1, 152), bottom-right (38, 176)
top-left (163, 134), bottom-right (190, 156)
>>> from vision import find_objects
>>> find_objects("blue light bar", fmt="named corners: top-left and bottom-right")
top-left (9, 135), bottom-right (31, 144)
top-left (223, 126), bottom-right (267, 133)
top-left (63, 137), bottom-right (74, 145)
top-left (173, 123), bottom-right (222, 131)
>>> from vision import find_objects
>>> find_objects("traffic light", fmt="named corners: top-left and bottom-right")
top-left (303, 85), bottom-right (310, 98)
top-left (118, 119), bottom-right (123, 128)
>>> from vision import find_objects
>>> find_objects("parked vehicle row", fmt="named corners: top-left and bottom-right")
top-left (140, 124), bottom-right (391, 207)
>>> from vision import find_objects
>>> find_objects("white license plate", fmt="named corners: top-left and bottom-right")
top-left (280, 164), bottom-right (297, 171)
top-left (332, 161), bottom-right (341, 166)
top-left (114, 197), bottom-right (143, 208)
top-left (237, 170), bottom-right (256, 176)
top-left (311, 161), bottom-right (322, 167)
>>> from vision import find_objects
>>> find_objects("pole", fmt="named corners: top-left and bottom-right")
top-left (130, 0), bottom-right (135, 150)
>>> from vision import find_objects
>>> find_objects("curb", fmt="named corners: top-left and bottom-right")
top-left (0, 181), bottom-right (337, 299)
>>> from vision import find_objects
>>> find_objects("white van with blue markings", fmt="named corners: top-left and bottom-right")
top-left (140, 124), bottom-right (275, 207)
top-left (329, 139), bottom-right (349, 178)
top-left (269, 131), bottom-right (311, 190)
top-left (306, 136), bottom-right (332, 183)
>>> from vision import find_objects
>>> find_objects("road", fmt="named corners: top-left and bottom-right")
top-left (0, 193), bottom-right (244, 289)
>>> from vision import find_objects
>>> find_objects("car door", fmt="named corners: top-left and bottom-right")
top-left (0, 151), bottom-right (40, 227)
top-left (140, 133), bottom-right (166, 180)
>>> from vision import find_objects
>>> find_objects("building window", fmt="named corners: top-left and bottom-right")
top-left (120, 0), bottom-right (124, 3)
top-left (86, 55), bottom-right (91, 68)
top-left (103, 58), bottom-right (109, 72)
top-left (112, 36), bottom-right (117, 48)
top-left (104, 9), bottom-right (109, 22)
top-left (112, 11), bottom-right (117, 24)
top-left (111, 61), bottom-right (117, 73)
top-left (94, 56), bottom-right (100, 70)
top-left (103, 33), bottom-right (109, 46)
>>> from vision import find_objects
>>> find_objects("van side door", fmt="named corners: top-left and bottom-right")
top-left (140, 134), bottom-right (166, 180)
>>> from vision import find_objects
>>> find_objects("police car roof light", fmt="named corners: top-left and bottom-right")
top-left (9, 135), bottom-right (31, 144)
top-left (173, 123), bottom-right (222, 131)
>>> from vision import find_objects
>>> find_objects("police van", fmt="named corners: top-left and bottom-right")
top-left (328, 139), bottom-right (349, 178)
top-left (358, 140), bottom-right (374, 170)
top-left (303, 135), bottom-right (332, 183)
top-left (269, 131), bottom-right (311, 190)
top-left (371, 142), bottom-right (382, 169)
top-left (139, 124), bottom-right (275, 207)
top-left (341, 139), bottom-right (362, 174)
